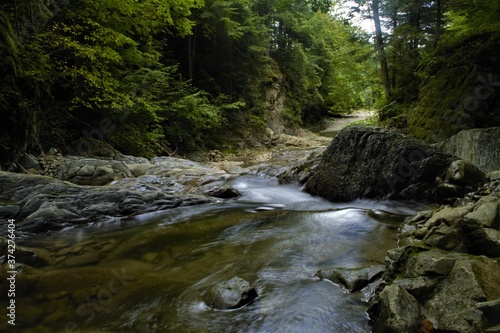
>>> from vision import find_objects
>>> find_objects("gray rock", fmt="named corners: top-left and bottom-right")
top-left (204, 186), bottom-right (242, 199)
top-left (445, 159), bottom-right (486, 188)
top-left (126, 163), bottom-right (154, 177)
top-left (371, 192), bottom-right (500, 333)
top-left (477, 298), bottom-right (500, 330)
top-left (69, 137), bottom-right (126, 160)
top-left (424, 204), bottom-right (473, 228)
top-left (0, 171), bottom-right (214, 234)
top-left (371, 284), bottom-right (422, 333)
top-left (316, 264), bottom-right (384, 292)
top-left (423, 224), bottom-right (464, 251)
top-left (396, 276), bottom-right (437, 302)
top-left (462, 226), bottom-right (500, 257)
top-left (15, 246), bottom-right (55, 267)
top-left (437, 127), bottom-right (500, 173)
top-left (489, 170), bottom-right (500, 181)
top-left (19, 153), bottom-right (41, 172)
top-left (57, 158), bottom-right (133, 185)
top-left (304, 127), bottom-right (464, 202)
top-left (277, 148), bottom-right (325, 185)
top-left (422, 260), bottom-right (486, 333)
top-left (404, 250), bottom-right (457, 277)
top-left (202, 277), bottom-right (258, 309)
top-left (112, 175), bottom-right (186, 195)
top-left (464, 196), bottom-right (500, 229)
top-left (0, 205), bottom-right (20, 217)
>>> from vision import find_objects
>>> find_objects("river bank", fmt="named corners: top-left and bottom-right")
top-left (1, 124), bottom-right (499, 332)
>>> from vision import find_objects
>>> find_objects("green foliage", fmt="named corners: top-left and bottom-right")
top-left (117, 67), bottom-right (225, 153)
top-left (1, 0), bottom-right (379, 163)
top-left (346, 115), bottom-right (378, 127)
top-left (355, 0), bottom-right (500, 141)
top-left (0, 8), bottom-right (53, 169)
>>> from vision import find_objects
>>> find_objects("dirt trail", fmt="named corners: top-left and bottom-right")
top-left (320, 110), bottom-right (375, 134)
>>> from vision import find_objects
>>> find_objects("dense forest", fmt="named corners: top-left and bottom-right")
top-left (1, 0), bottom-right (499, 170)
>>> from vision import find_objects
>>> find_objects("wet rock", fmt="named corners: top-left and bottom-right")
top-left (204, 186), bottom-right (242, 199)
top-left (0, 204), bottom-right (20, 217)
top-left (315, 264), bottom-right (384, 292)
top-left (0, 171), bottom-right (214, 234)
top-left (1, 264), bottom-right (42, 297)
top-left (202, 277), bottom-right (258, 310)
top-left (304, 127), bottom-right (467, 202)
top-left (112, 175), bottom-right (186, 195)
top-left (371, 284), bottom-right (422, 333)
top-left (14, 246), bottom-right (55, 267)
top-left (144, 157), bottom-right (228, 188)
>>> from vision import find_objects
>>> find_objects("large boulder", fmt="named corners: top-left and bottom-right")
top-left (437, 127), bottom-right (500, 173)
top-left (304, 126), bottom-right (484, 202)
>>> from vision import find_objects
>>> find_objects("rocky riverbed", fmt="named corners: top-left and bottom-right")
top-left (1, 125), bottom-right (499, 332)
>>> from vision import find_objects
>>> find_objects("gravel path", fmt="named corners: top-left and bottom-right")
top-left (320, 110), bottom-right (375, 134)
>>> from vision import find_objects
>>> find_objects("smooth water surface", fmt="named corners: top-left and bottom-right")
top-left (5, 176), bottom-right (428, 333)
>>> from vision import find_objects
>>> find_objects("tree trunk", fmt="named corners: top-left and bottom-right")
top-left (434, 0), bottom-right (442, 48)
top-left (188, 26), bottom-right (197, 81)
top-left (390, 4), bottom-right (398, 90)
top-left (371, 0), bottom-right (391, 98)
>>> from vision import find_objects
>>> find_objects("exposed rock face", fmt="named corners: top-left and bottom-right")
top-left (304, 126), bottom-right (485, 202)
top-left (0, 172), bottom-right (214, 233)
top-left (437, 127), bottom-right (500, 173)
top-left (277, 147), bottom-right (325, 185)
top-left (369, 190), bottom-right (500, 333)
top-left (202, 277), bottom-right (258, 310)
top-left (57, 158), bottom-right (133, 185)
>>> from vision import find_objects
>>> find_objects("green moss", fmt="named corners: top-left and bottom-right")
top-left (409, 65), bottom-right (483, 142)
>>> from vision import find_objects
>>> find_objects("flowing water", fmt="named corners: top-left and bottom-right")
top-left (5, 175), bottom-right (429, 333)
